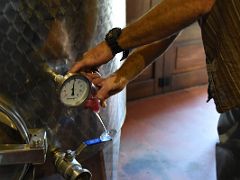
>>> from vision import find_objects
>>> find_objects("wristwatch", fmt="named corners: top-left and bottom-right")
top-left (105, 27), bottom-right (130, 60)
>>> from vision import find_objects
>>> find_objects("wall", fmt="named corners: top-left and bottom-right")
top-left (126, 0), bottom-right (208, 100)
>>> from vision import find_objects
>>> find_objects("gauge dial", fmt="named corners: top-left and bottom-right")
top-left (59, 74), bottom-right (90, 107)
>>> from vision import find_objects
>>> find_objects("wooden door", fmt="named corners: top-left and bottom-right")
top-left (156, 23), bottom-right (208, 94)
top-left (126, 0), bottom-right (157, 100)
top-left (126, 0), bottom-right (208, 101)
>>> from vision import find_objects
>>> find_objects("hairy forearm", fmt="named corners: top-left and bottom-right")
top-left (115, 34), bottom-right (178, 84)
top-left (118, 0), bottom-right (214, 49)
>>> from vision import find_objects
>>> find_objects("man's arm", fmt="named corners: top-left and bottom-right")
top-left (119, 0), bottom-right (215, 49)
top-left (116, 34), bottom-right (178, 83)
top-left (69, 0), bottom-right (215, 73)
top-left (92, 34), bottom-right (179, 103)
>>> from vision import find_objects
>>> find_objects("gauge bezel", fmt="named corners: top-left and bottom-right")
top-left (59, 73), bottom-right (92, 107)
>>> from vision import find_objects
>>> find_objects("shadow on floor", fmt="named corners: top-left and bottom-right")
top-left (118, 86), bottom-right (219, 180)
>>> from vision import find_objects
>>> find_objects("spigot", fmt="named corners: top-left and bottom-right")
top-left (53, 150), bottom-right (92, 180)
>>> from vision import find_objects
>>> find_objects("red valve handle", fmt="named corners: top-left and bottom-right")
top-left (84, 96), bottom-right (100, 113)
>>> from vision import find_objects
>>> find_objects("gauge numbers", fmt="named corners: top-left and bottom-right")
top-left (60, 76), bottom-right (90, 107)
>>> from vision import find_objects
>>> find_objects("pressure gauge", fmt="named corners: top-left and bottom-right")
top-left (59, 73), bottom-right (91, 107)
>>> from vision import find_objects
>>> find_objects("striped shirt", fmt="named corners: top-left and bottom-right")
top-left (199, 0), bottom-right (240, 113)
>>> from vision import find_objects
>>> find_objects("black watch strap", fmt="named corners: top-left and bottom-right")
top-left (105, 27), bottom-right (130, 60)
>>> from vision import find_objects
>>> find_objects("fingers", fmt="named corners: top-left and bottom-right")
top-left (96, 89), bottom-right (108, 108)
top-left (69, 61), bottom-right (85, 73)
top-left (85, 75), bottom-right (108, 107)
top-left (85, 72), bottom-right (101, 81)
top-left (69, 55), bottom-right (99, 73)
top-left (100, 100), bottom-right (107, 108)
top-left (95, 80), bottom-right (113, 107)
top-left (92, 77), bottom-right (103, 86)
top-left (69, 52), bottom-right (94, 73)
top-left (69, 42), bottom-right (114, 73)
top-left (90, 75), bottom-right (125, 108)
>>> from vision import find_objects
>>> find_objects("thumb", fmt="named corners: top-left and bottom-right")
top-left (69, 61), bottom-right (85, 73)
top-left (96, 88), bottom-right (108, 108)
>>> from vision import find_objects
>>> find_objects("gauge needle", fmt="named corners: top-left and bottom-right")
top-left (71, 80), bottom-right (75, 96)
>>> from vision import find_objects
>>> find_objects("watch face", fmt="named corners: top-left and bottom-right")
top-left (60, 75), bottom-right (90, 107)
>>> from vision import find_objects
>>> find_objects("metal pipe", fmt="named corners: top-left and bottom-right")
top-left (0, 129), bottom-right (47, 165)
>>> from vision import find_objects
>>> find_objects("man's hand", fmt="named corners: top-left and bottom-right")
top-left (86, 72), bottom-right (127, 107)
top-left (69, 41), bottom-right (114, 73)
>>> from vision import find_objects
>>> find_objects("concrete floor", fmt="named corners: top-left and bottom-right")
top-left (118, 86), bottom-right (220, 180)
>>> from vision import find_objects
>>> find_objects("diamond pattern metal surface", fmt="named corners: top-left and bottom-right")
top-left (0, 0), bottom-right (126, 179)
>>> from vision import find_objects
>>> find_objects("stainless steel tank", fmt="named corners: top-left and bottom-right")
top-left (0, 1), bottom-right (126, 179)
